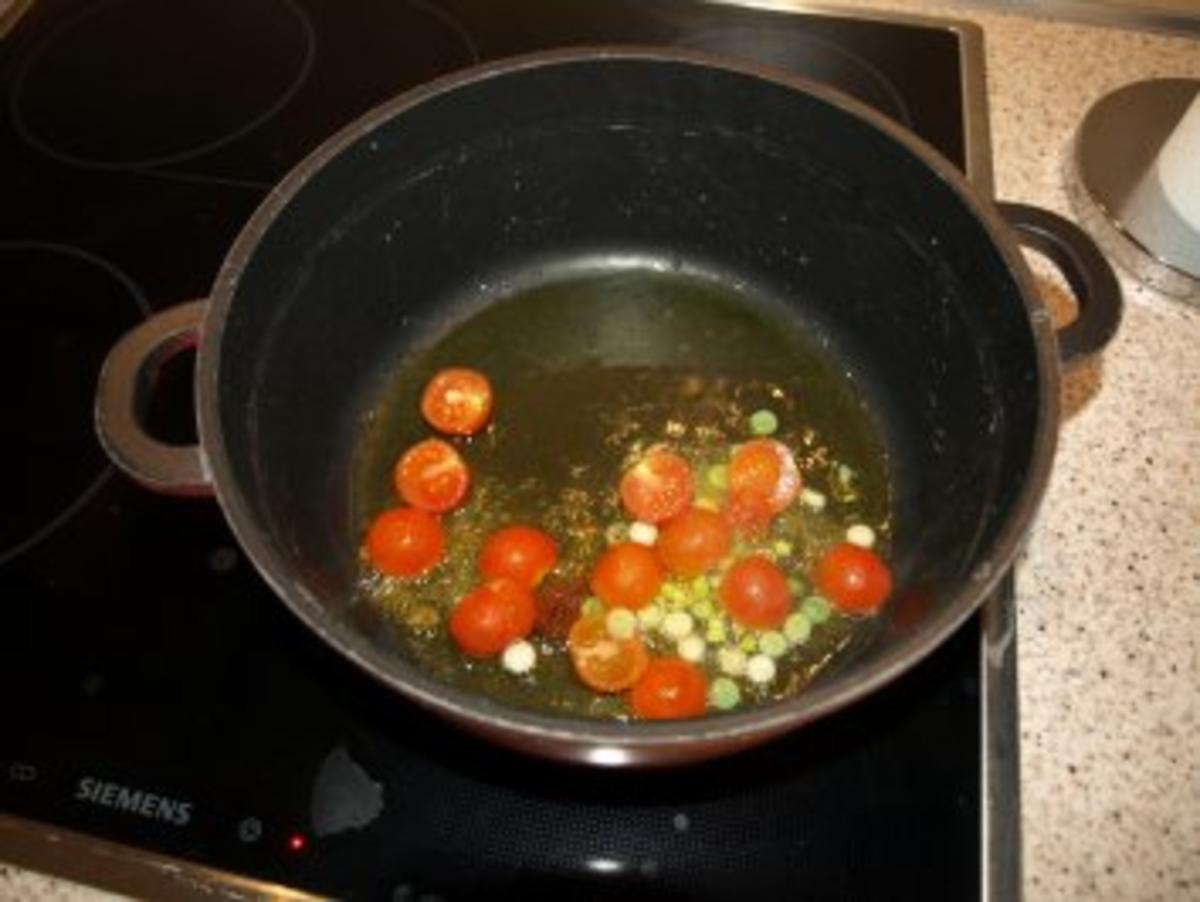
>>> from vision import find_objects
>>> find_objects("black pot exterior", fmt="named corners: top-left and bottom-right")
top-left (195, 51), bottom-right (1064, 765)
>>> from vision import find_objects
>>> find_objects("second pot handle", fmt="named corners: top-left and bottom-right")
top-left (997, 201), bottom-right (1123, 365)
top-left (95, 299), bottom-right (214, 496)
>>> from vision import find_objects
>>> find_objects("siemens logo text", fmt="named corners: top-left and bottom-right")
top-left (74, 777), bottom-right (193, 826)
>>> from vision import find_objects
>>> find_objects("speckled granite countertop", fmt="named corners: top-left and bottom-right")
top-left (4, 2), bottom-right (1198, 900)
top-left (874, 5), bottom-right (1198, 900)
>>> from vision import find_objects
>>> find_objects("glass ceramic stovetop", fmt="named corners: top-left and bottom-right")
top-left (0, 2), bottom-right (1020, 899)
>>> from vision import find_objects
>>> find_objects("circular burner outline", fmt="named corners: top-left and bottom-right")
top-left (408, 0), bottom-right (481, 64)
top-left (7, 0), bottom-right (317, 171)
top-left (0, 241), bottom-right (151, 568)
top-left (673, 27), bottom-right (913, 129)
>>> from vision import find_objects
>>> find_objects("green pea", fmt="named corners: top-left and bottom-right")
top-left (709, 677), bottom-right (742, 710)
top-left (749, 409), bottom-right (779, 435)
top-left (638, 604), bottom-right (665, 629)
top-left (662, 582), bottom-right (687, 602)
top-left (606, 608), bottom-right (638, 640)
top-left (706, 464), bottom-right (729, 489)
top-left (581, 597), bottom-right (605, 618)
top-left (759, 631), bottom-right (788, 658)
top-left (802, 595), bottom-right (832, 624)
top-left (784, 611), bottom-right (813, 644)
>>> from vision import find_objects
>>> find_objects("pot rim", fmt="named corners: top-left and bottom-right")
top-left (196, 47), bottom-right (1060, 758)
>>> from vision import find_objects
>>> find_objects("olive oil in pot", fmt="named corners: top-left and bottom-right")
top-left (353, 266), bottom-right (891, 719)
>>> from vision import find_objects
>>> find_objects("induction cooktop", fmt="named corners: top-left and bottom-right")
top-left (0, 2), bottom-right (1019, 899)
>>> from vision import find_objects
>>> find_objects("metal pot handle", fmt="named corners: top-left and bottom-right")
top-left (997, 201), bottom-right (1123, 365)
top-left (94, 299), bottom-right (214, 496)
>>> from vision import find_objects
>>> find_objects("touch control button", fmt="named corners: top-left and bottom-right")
top-left (237, 816), bottom-right (263, 843)
top-left (7, 762), bottom-right (38, 782)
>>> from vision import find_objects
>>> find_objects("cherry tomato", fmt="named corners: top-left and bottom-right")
top-left (568, 614), bottom-right (650, 692)
top-left (478, 525), bottom-right (557, 588)
top-left (363, 507), bottom-right (444, 577)
top-left (721, 493), bottom-right (775, 537)
top-left (619, 447), bottom-right (694, 524)
top-left (448, 577), bottom-right (536, 657)
top-left (629, 657), bottom-right (707, 719)
top-left (719, 554), bottom-right (792, 628)
top-left (420, 367), bottom-right (494, 436)
top-left (589, 541), bottom-right (664, 610)
top-left (727, 438), bottom-right (800, 518)
top-left (657, 507), bottom-right (732, 577)
top-left (394, 438), bottom-right (470, 513)
top-left (813, 542), bottom-right (893, 614)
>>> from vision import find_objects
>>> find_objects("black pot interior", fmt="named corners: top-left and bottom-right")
top-left (214, 55), bottom-right (1042, 695)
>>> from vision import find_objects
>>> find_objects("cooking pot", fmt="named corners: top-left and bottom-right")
top-left (94, 50), bottom-right (1120, 766)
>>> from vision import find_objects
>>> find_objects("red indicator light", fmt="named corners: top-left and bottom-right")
top-left (287, 833), bottom-right (307, 853)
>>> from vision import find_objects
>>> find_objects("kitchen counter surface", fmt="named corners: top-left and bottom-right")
top-left (3, 2), bottom-right (1198, 900)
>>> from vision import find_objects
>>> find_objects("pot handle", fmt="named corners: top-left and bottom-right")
top-left (997, 202), bottom-right (1122, 364)
top-left (94, 299), bottom-right (214, 496)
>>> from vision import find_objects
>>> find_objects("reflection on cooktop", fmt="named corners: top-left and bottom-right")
top-left (10, 0), bottom-right (315, 168)
top-left (7, 0), bottom-right (483, 182)
top-left (0, 242), bottom-right (149, 565)
top-left (673, 26), bottom-right (913, 125)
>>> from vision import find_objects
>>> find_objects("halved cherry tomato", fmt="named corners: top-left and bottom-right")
top-left (479, 525), bottom-right (557, 588)
top-left (727, 438), bottom-right (801, 521)
top-left (449, 576), bottom-right (535, 657)
top-left (394, 438), bottom-right (470, 513)
top-left (589, 541), bottom-right (664, 610)
top-left (619, 447), bottom-right (694, 524)
top-left (363, 507), bottom-right (444, 577)
top-left (719, 554), bottom-right (791, 628)
top-left (568, 614), bottom-right (650, 692)
top-left (629, 657), bottom-right (707, 719)
top-left (814, 542), bottom-right (893, 614)
top-left (420, 367), bottom-right (493, 436)
top-left (657, 507), bottom-right (732, 577)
